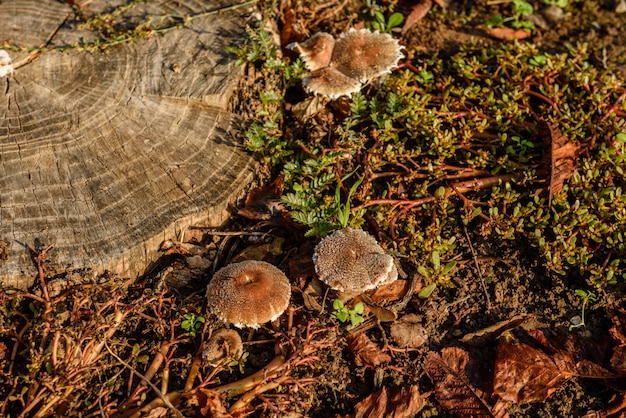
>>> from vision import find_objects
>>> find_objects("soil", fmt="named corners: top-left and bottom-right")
top-left (2, 1), bottom-right (626, 417)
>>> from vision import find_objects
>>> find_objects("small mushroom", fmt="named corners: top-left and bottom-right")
top-left (313, 228), bottom-right (398, 294)
top-left (202, 329), bottom-right (244, 366)
top-left (206, 260), bottom-right (291, 329)
top-left (288, 28), bottom-right (403, 99)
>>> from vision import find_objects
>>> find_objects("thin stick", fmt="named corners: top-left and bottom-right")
top-left (463, 225), bottom-right (491, 311)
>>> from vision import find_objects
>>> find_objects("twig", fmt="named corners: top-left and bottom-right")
top-left (600, 87), bottom-right (626, 122)
top-left (463, 225), bottom-right (492, 311)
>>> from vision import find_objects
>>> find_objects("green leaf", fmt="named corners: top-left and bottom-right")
top-left (432, 250), bottom-right (441, 271)
top-left (418, 283), bottom-right (436, 299)
top-left (387, 12), bottom-right (405, 29)
top-left (417, 265), bottom-right (431, 278)
top-left (333, 299), bottom-right (344, 310)
top-left (353, 302), bottom-right (364, 315)
top-left (616, 133), bottom-right (626, 143)
top-left (442, 260), bottom-right (457, 276)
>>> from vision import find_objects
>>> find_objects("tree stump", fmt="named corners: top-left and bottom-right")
top-left (0, 0), bottom-right (259, 288)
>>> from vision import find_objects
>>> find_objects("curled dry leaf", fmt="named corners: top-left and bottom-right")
top-left (460, 314), bottom-right (531, 346)
top-left (347, 333), bottom-right (391, 368)
top-left (424, 347), bottom-right (510, 418)
top-left (390, 314), bottom-right (428, 348)
top-left (493, 331), bottom-right (616, 405)
top-left (0, 342), bottom-right (9, 360)
top-left (192, 389), bottom-right (233, 418)
top-left (401, 0), bottom-right (433, 34)
top-left (367, 279), bottom-right (409, 304)
top-left (485, 27), bottom-right (532, 41)
top-left (541, 121), bottom-right (579, 205)
top-left (353, 385), bottom-right (430, 418)
top-left (237, 175), bottom-right (286, 222)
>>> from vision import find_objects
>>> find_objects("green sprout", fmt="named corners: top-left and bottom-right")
top-left (181, 313), bottom-right (205, 337)
top-left (369, 11), bottom-right (405, 33)
top-left (227, 351), bottom-right (249, 374)
top-left (417, 249), bottom-right (457, 299)
top-left (332, 299), bottom-right (365, 326)
top-left (486, 0), bottom-right (535, 32)
top-left (569, 289), bottom-right (597, 331)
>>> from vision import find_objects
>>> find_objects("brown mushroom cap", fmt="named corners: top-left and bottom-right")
top-left (288, 28), bottom-right (403, 99)
top-left (287, 32), bottom-right (335, 72)
top-left (206, 260), bottom-right (291, 329)
top-left (313, 228), bottom-right (398, 293)
top-left (331, 28), bottom-right (403, 83)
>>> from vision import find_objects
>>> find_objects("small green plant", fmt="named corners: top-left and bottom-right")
top-left (569, 289), bottom-right (597, 331)
top-left (486, 0), bottom-right (535, 31)
top-left (332, 299), bottom-right (365, 326)
top-left (417, 249), bottom-right (458, 298)
top-left (369, 11), bottom-right (405, 33)
top-left (227, 351), bottom-right (249, 374)
top-left (181, 313), bottom-right (205, 337)
top-left (543, 0), bottom-right (568, 8)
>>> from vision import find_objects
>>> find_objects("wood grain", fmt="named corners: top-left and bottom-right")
top-left (0, 0), bottom-right (258, 288)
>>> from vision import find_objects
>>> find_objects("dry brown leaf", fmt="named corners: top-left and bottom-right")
top-left (424, 347), bottom-right (509, 418)
top-left (347, 333), bottom-right (391, 368)
top-left (401, 0), bottom-right (432, 34)
top-left (366, 303), bottom-right (397, 322)
top-left (238, 175), bottom-right (286, 221)
top-left (390, 314), bottom-right (428, 348)
top-left (353, 385), bottom-right (430, 418)
top-left (460, 314), bottom-right (531, 346)
top-left (493, 331), bottom-right (616, 405)
top-left (367, 279), bottom-right (409, 304)
top-left (485, 27), bottom-right (532, 41)
top-left (193, 389), bottom-right (233, 418)
top-left (280, 9), bottom-right (297, 50)
top-left (433, 0), bottom-right (451, 7)
top-left (0, 341), bottom-right (9, 360)
top-left (544, 122), bottom-right (579, 205)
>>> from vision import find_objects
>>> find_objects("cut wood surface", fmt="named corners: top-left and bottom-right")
top-left (0, 0), bottom-right (258, 288)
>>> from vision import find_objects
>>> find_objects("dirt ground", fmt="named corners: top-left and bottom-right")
top-left (2, 1), bottom-right (626, 417)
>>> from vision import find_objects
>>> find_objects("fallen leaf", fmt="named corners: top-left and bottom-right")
top-left (542, 122), bottom-right (579, 205)
top-left (401, 0), bottom-right (432, 34)
top-left (485, 27), bottom-right (532, 41)
top-left (460, 314), bottom-right (531, 346)
top-left (424, 347), bottom-right (509, 418)
top-left (353, 385), bottom-right (430, 418)
top-left (493, 331), bottom-right (615, 404)
top-left (145, 407), bottom-right (170, 418)
top-left (365, 303), bottom-right (397, 322)
top-left (238, 175), bottom-right (287, 222)
top-left (433, 0), bottom-right (450, 7)
top-left (390, 314), bottom-right (428, 348)
top-left (347, 333), bottom-right (391, 368)
top-left (193, 389), bottom-right (233, 418)
top-left (367, 279), bottom-right (409, 304)
top-left (288, 241), bottom-right (316, 288)
top-left (0, 342), bottom-right (8, 360)
top-left (280, 9), bottom-right (297, 51)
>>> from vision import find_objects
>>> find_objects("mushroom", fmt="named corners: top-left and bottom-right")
top-left (288, 28), bottom-right (403, 99)
top-left (202, 328), bottom-right (244, 366)
top-left (206, 260), bottom-right (291, 329)
top-left (312, 228), bottom-right (398, 294)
